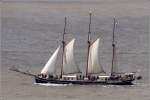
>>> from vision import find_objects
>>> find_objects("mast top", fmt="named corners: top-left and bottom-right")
top-left (62, 17), bottom-right (67, 44)
top-left (112, 18), bottom-right (117, 45)
top-left (88, 13), bottom-right (92, 34)
top-left (63, 17), bottom-right (67, 35)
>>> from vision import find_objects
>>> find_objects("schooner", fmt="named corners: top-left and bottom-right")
top-left (10, 13), bottom-right (142, 85)
top-left (34, 13), bottom-right (141, 85)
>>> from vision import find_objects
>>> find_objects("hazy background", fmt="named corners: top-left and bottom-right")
top-left (1, 0), bottom-right (150, 100)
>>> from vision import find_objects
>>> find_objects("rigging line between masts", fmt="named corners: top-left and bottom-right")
top-left (111, 18), bottom-right (117, 76)
top-left (61, 17), bottom-right (67, 77)
top-left (86, 13), bottom-right (92, 77)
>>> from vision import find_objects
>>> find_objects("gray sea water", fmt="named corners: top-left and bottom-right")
top-left (1, 0), bottom-right (150, 100)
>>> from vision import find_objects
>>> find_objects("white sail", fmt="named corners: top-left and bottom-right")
top-left (88, 38), bottom-right (105, 74)
top-left (63, 38), bottom-right (80, 74)
top-left (41, 46), bottom-right (60, 75)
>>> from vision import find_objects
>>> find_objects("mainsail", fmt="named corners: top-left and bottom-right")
top-left (41, 46), bottom-right (60, 75)
top-left (63, 38), bottom-right (80, 74)
top-left (88, 38), bottom-right (105, 74)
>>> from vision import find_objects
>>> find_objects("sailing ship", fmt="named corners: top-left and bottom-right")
top-left (35, 13), bottom-right (141, 85)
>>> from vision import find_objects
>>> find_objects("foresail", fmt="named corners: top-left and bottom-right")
top-left (63, 39), bottom-right (80, 74)
top-left (88, 38), bottom-right (105, 74)
top-left (41, 46), bottom-right (60, 75)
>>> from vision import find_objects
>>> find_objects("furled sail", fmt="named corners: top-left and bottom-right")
top-left (63, 38), bottom-right (80, 74)
top-left (41, 46), bottom-right (60, 75)
top-left (88, 38), bottom-right (105, 74)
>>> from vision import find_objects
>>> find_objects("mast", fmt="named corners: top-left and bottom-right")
top-left (111, 18), bottom-right (117, 76)
top-left (86, 13), bottom-right (92, 77)
top-left (61, 17), bottom-right (67, 77)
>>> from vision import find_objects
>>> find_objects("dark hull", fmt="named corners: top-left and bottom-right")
top-left (35, 76), bottom-right (133, 85)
